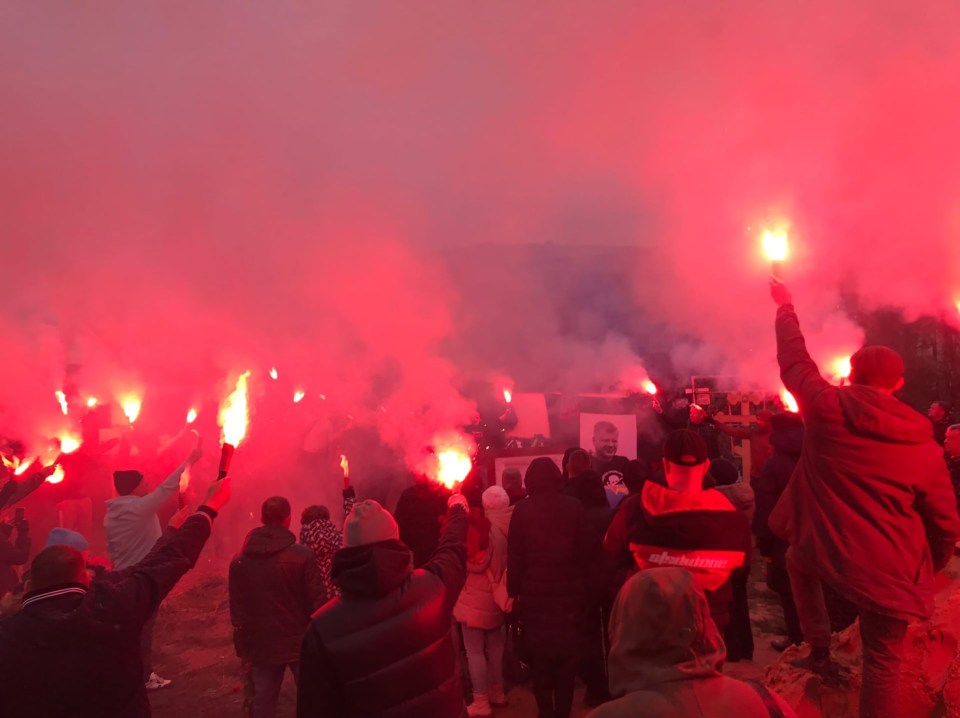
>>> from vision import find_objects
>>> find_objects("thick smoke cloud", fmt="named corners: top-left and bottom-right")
top-left (2, 2), bottom-right (959, 514)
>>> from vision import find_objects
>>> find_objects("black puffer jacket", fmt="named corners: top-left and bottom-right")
top-left (508, 458), bottom-right (589, 656)
top-left (394, 481), bottom-right (449, 568)
top-left (0, 512), bottom-right (214, 718)
top-left (229, 525), bottom-right (326, 665)
top-left (570, 470), bottom-right (617, 607)
top-left (297, 507), bottom-right (467, 718)
top-left (753, 414), bottom-right (804, 565)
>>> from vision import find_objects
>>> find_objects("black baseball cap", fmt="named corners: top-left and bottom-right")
top-left (663, 430), bottom-right (708, 467)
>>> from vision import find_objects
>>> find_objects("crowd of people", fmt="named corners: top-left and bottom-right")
top-left (0, 280), bottom-right (959, 718)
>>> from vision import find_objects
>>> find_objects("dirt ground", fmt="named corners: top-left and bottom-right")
top-left (148, 555), bottom-right (783, 718)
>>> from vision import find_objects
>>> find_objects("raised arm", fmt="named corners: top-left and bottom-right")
top-left (138, 443), bottom-right (203, 514)
top-left (423, 495), bottom-right (468, 609)
top-left (772, 280), bottom-right (831, 411)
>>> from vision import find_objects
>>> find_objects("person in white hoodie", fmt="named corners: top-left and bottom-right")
top-left (104, 441), bottom-right (202, 690)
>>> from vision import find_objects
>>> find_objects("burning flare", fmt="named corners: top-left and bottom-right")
top-left (14, 458), bottom-right (34, 476)
top-left (340, 453), bottom-right (350, 478)
top-left (55, 390), bottom-right (69, 416)
top-left (47, 465), bottom-right (65, 484)
top-left (436, 449), bottom-right (473, 490)
top-left (121, 394), bottom-right (142, 425)
top-left (761, 228), bottom-right (790, 262)
top-left (642, 379), bottom-right (658, 396)
top-left (781, 388), bottom-right (799, 414)
top-left (219, 371), bottom-right (251, 447)
top-left (833, 356), bottom-right (852, 381)
top-left (293, 390), bottom-right (306, 403)
top-left (186, 407), bottom-right (198, 424)
top-left (269, 367), bottom-right (278, 380)
top-left (58, 434), bottom-right (82, 455)
top-left (86, 397), bottom-right (98, 408)
top-left (503, 388), bottom-right (513, 404)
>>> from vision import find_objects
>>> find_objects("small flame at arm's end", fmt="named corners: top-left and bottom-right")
top-left (340, 454), bottom-right (350, 478)
top-left (293, 390), bottom-right (306, 403)
top-left (269, 367), bottom-right (278, 380)
top-left (642, 380), bottom-right (658, 396)
top-left (219, 372), bottom-right (251, 447)
top-left (14, 458), bottom-right (34, 476)
top-left (762, 228), bottom-right (790, 262)
top-left (503, 388), bottom-right (513, 404)
top-left (121, 394), bottom-right (142, 425)
top-left (55, 391), bottom-right (69, 416)
top-left (834, 356), bottom-right (852, 381)
top-left (781, 389), bottom-right (799, 413)
top-left (186, 407), bottom-right (198, 424)
top-left (436, 449), bottom-right (473, 490)
top-left (86, 397), bottom-right (98, 408)
top-left (47, 465), bottom-right (65, 484)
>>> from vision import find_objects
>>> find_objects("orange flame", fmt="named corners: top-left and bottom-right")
top-left (58, 433), bottom-right (82, 454)
top-left (269, 367), bottom-right (278, 380)
top-left (186, 407), bottom-right (198, 424)
top-left (436, 449), bottom-right (472, 490)
top-left (55, 390), bottom-right (69, 416)
top-left (833, 356), bottom-right (852, 381)
top-left (340, 454), bottom-right (350, 477)
top-left (642, 379), bottom-right (658, 396)
top-left (86, 397), bottom-right (98, 408)
top-left (219, 371), bottom-right (251, 447)
top-left (121, 394), bottom-right (142, 425)
top-left (503, 388), bottom-right (513, 403)
top-left (781, 388), bottom-right (799, 413)
top-left (762, 228), bottom-right (789, 262)
top-left (47, 465), bottom-right (65, 484)
top-left (293, 390), bottom-right (306, 403)
top-left (14, 458), bottom-right (34, 476)
top-left (179, 465), bottom-right (191, 494)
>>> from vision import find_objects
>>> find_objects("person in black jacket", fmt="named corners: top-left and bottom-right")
top-left (229, 496), bottom-right (326, 718)
top-left (508, 457), bottom-right (590, 718)
top-left (0, 511), bottom-right (30, 598)
top-left (568, 451), bottom-right (616, 708)
top-left (0, 478), bottom-right (231, 718)
top-left (298, 492), bottom-right (469, 717)
top-left (394, 476), bottom-right (450, 567)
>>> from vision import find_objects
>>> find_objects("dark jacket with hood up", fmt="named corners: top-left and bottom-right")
top-left (753, 413), bottom-right (804, 565)
top-left (229, 524), bottom-right (326, 665)
top-left (587, 568), bottom-right (796, 718)
top-left (297, 505), bottom-right (468, 718)
top-left (769, 304), bottom-right (960, 620)
top-left (0, 511), bottom-right (215, 718)
top-left (508, 457), bottom-right (590, 656)
top-left (570, 470), bottom-right (618, 607)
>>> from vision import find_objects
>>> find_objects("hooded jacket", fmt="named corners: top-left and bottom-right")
top-left (587, 568), bottom-right (796, 718)
top-left (753, 414), bottom-right (804, 564)
top-left (0, 512), bottom-right (215, 718)
top-left (454, 502), bottom-right (511, 630)
top-left (507, 457), bottom-right (590, 655)
top-left (297, 506), bottom-right (468, 718)
top-left (229, 524), bottom-right (326, 665)
top-left (769, 305), bottom-right (960, 620)
top-left (570, 470), bottom-right (618, 606)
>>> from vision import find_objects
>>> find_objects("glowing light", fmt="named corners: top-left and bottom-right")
top-left (503, 388), bottom-right (513, 404)
top-left (340, 454), bottom-right (350, 478)
top-left (58, 434), bottom-right (82, 454)
top-left (219, 371), bottom-right (251, 447)
top-left (269, 367), bottom-right (278, 380)
top-left (956, 300), bottom-right (960, 316)
top-left (86, 397), bottom-right (98, 408)
top-left (642, 380), bottom-right (658, 396)
top-left (14, 458), bottom-right (34, 476)
top-left (293, 390), bottom-right (306, 403)
top-left (179, 465), bottom-right (191, 494)
top-left (55, 390), bottom-right (68, 416)
top-left (186, 407), bottom-right (198, 424)
top-left (47, 465), bottom-right (65, 484)
top-left (762, 228), bottom-right (789, 262)
top-left (436, 449), bottom-right (473, 490)
top-left (833, 356), bottom-right (852, 381)
top-left (121, 394), bottom-right (142, 425)
top-left (781, 389), bottom-right (799, 413)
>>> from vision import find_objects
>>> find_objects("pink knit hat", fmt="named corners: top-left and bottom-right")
top-left (343, 500), bottom-right (400, 547)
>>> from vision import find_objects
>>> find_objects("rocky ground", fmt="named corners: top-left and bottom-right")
top-left (147, 554), bottom-right (787, 718)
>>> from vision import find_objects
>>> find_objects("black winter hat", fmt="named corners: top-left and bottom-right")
top-left (113, 470), bottom-right (144, 496)
top-left (662, 430), bottom-right (708, 467)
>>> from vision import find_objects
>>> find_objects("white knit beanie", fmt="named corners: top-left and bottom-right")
top-left (482, 485), bottom-right (510, 511)
top-left (343, 500), bottom-right (400, 547)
